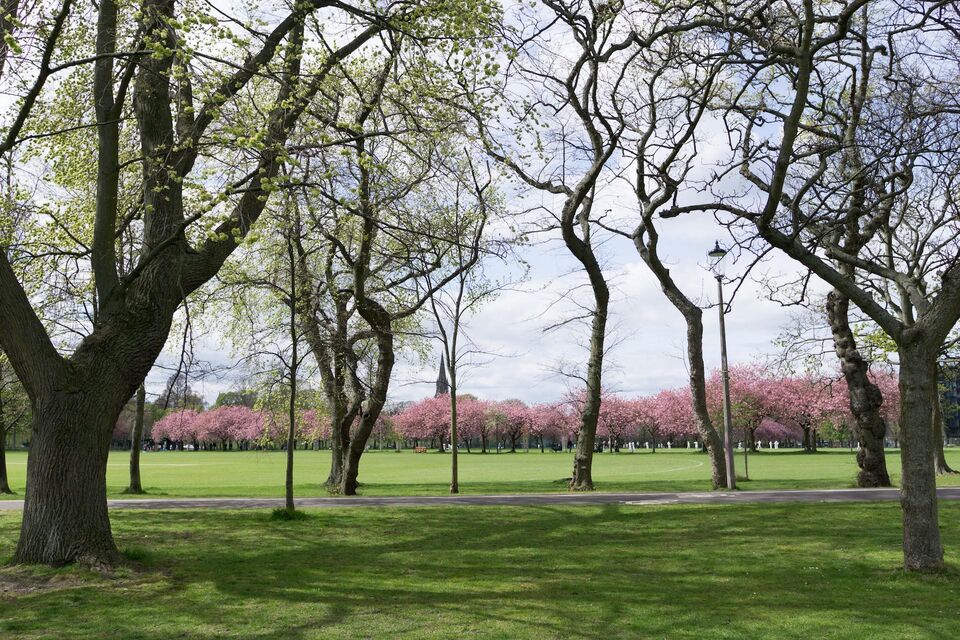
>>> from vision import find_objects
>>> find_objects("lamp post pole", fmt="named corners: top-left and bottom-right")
top-left (715, 274), bottom-right (737, 490)
top-left (708, 241), bottom-right (738, 490)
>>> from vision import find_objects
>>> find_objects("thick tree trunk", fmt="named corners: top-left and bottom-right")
top-left (826, 291), bottom-right (891, 487)
top-left (898, 341), bottom-right (944, 570)
top-left (126, 384), bottom-right (146, 494)
top-left (14, 393), bottom-right (123, 567)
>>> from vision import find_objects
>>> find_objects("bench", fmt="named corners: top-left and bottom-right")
top-left (414, 446), bottom-right (428, 453)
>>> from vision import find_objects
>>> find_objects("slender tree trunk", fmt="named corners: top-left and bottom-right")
top-left (570, 286), bottom-right (608, 491)
top-left (633, 228), bottom-right (726, 488)
top-left (932, 383), bottom-right (956, 475)
top-left (449, 382), bottom-right (459, 494)
top-left (125, 384), bottom-right (146, 494)
top-left (684, 311), bottom-right (726, 489)
top-left (826, 290), bottom-right (892, 487)
top-left (0, 430), bottom-right (11, 494)
top-left (898, 341), bottom-right (944, 570)
top-left (285, 236), bottom-right (299, 512)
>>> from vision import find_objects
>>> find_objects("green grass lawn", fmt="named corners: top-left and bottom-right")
top-left (4, 448), bottom-right (960, 499)
top-left (1, 502), bottom-right (959, 638)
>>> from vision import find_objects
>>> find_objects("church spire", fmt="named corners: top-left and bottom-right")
top-left (435, 354), bottom-right (450, 397)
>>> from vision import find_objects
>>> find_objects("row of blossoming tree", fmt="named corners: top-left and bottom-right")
top-left (393, 366), bottom-right (900, 453)
top-left (147, 407), bottom-right (317, 452)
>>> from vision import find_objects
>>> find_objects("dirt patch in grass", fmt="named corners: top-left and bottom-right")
top-left (0, 567), bottom-right (92, 599)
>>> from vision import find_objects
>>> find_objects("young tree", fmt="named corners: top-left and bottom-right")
top-left (0, 350), bottom-right (29, 494)
top-left (425, 164), bottom-right (506, 492)
top-left (605, 4), bottom-right (732, 488)
top-left (124, 384), bottom-right (146, 494)
top-left (480, 1), bottom-right (627, 489)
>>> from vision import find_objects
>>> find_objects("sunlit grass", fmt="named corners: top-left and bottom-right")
top-left (3, 448), bottom-right (960, 499)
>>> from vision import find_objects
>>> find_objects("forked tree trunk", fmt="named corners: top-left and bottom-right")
top-left (898, 341), bottom-right (944, 570)
top-left (126, 384), bottom-right (146, 494)
top-left (826, 291), bottom-right (891, 487)
top-left (341, 325), bottom-right (394, 496)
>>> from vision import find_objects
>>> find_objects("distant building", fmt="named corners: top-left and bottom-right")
top-left (435, 355), bottom-right (450, 397)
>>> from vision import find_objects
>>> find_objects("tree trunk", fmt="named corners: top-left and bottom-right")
top-left (126, 384), bottom-right (146, 494)
top-left (684, 310), bottom-right (726, 489)
top-left (633, 227), bottom-right (726, 488)
top-left (898, 341), bottom-right (944, 570)
top-left (932, 384), bottom-right (956, 475)
top-left (570, 287), bottom-right (607, 491)
top-left (826, 290), bottom-right (892, 487)
top-left (340, 324), bottom-right (394, 496)
top-left (449, 384), bottom-right (459, 494)
top-left (14, 394), bottom-right (123, 567)
top-left (0, 431), bottom-right (11, 494)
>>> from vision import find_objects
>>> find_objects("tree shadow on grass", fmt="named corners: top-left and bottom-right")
top-left (3, 503), bottom-right (960, 639)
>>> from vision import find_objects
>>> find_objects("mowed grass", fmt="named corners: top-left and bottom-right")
top-left (1, 502), bottom-right (959, 639)
top-left (3, 448), bottom-right (960, 499)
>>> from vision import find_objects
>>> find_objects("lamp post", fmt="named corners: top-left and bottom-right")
top-left (708, 242), bottom-right (737, 490)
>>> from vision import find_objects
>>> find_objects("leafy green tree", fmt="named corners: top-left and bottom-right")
top-left (0, 0), bottom-right (421, 566)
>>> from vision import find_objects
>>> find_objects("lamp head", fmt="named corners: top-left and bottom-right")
top-left (708, 241), bottom-right (727, 259)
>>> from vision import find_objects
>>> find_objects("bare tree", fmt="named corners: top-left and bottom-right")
top-left (668, 0), bottom-right (960, 570)
top-left (479, 1), bottom-right (627, 490)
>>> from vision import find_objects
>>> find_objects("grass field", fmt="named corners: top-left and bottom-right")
top-left (1, 502), bottom-right (959, 639)
top-left (4, 448), bottom-right (960, 499)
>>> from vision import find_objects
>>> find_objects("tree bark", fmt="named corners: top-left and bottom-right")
top-left (632, 213), bottom-right (726, 488)
top-left (341, 326), bottom-right (394, 496)
top-left (0, 430), bottom-right (11, 494)
top-left (826, 290), bottom-right (891, 487)
top-left (898, 340), bottom-right (944, 570)
top-left (450, 383), bottom-right (459, 494)
top-left (932, 382), bottom-right (956, 475)
top-left (684, 311), bottom-right (726, 489)
top-left (14, 390), bottom-right (126, 567)
top-left (569, 278), bottom-right (607, 491)
top-left (126, 384), bottom-right (146, 494)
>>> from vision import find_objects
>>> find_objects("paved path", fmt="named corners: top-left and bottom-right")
top-left (3, 487), bottom-right (960, 511)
